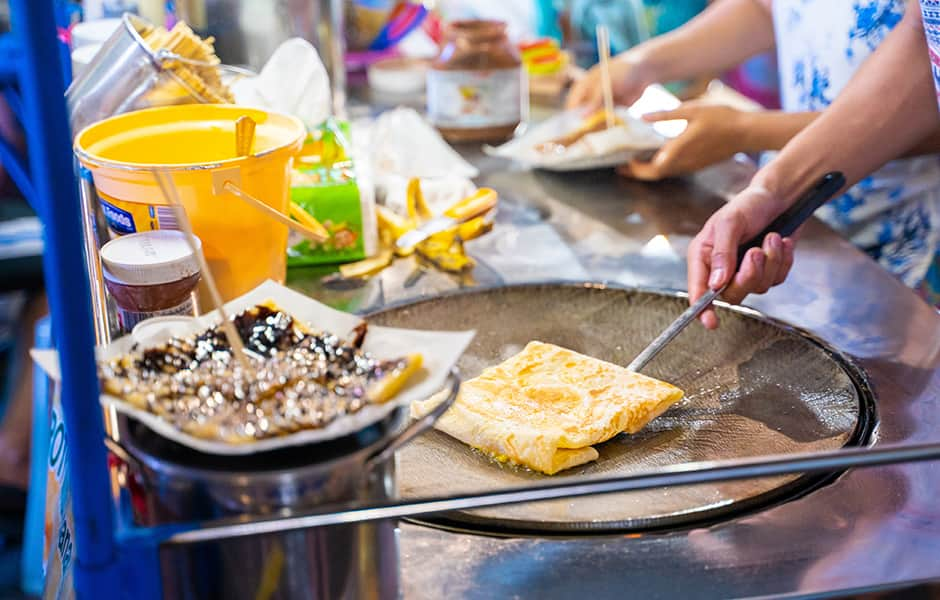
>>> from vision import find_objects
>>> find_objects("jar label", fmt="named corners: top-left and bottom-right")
top-left (115, 296), bottom-right (196, 333)
top-left (427, 68), bottom-right (523, 129)
top-left (99, 196), bottom-right (180, 238)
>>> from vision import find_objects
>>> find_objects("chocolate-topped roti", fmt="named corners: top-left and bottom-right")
top-left (100, 302), bottom-right (422, 444)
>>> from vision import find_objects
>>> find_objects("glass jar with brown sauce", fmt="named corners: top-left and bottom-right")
top-left (427, 20), bottom-right (524, 143)
top-left (100, 230), bottom-right (202, 334)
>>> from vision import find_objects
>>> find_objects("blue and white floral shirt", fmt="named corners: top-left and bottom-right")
top-left (772, 0), bottom-right (940, 304)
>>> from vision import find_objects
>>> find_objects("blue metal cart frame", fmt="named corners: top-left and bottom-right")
top-left (7, 1), bottom-right (128, 597)
top-left (2, 5), bottom-right (358, 597)
top-left (2, 4), bottom-right (374, 595)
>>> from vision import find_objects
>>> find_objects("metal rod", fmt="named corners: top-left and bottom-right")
top-left (0, 135), bottom-right (35, 203)
top-left (10, 0), bottom-right (118, 590)
top-left (77, 168), bottom-right (112, 345)
top-left (170, 441), bottom-right (940, 544)
top-left (627, 287), bottom-right (719, 372)
top-left (153, 170), bottom-right (252, 371)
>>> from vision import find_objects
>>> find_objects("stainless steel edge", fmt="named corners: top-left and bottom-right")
top-left (365, 368), bottom-right (461, 470)
top-left (168, 442), bottom-right (940, 544)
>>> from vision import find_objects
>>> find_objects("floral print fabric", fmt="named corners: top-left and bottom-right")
top-left (773, 0), bottom-right (940, 305)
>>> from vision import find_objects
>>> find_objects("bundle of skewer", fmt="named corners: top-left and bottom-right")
top-left (139, 20), bottom-right (234, 103)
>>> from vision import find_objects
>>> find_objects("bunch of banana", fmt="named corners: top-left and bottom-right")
top-left (339, 179), bottom-right (497, 278)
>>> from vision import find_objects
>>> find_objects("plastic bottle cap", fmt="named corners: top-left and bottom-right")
top-left (132, 315), bottom-right (197, 346)
top-left (100, 230), bottom-right (201, 286)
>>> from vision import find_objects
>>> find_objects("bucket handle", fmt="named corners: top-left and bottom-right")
top-left (366, 367), bottom-right (461, 471)
top-left (214, 179), bottom-right (330, 242)
top-left (152, 49), bottom-right (257, 80)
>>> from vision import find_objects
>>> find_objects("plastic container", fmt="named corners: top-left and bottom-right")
top-left (99, 230), bottom-right (202, 333)
top-left (70, 17), bottom-right (122, 48)
top-left (367, 56), bottom-right (430, 95)
top-left (427, 20), bottom-right (523, 143)
top-left (131, 315), bottom-right (198, 345)
top-left (289, 120), bottom-right (374, 266)
top-left (74, 104), bottom-right (306, 302)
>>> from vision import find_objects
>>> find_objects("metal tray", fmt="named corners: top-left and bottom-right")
top-left (366, 283), bottom-right (875, 534)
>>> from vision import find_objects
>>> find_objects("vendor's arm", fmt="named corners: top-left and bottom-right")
top-left (905, 127), bottom-right (940, 156)
top-left (625, 103), bottom-right (940, 182)
top-left (687, 5), bottom-right (940, 329)
top-left (566, 0), bottom-right (775, 110)
top-left (620, 104), bottom-right (818, 180)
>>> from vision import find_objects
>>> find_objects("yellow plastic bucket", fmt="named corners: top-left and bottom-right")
top-left (75, 104), bottom-right (305, 301)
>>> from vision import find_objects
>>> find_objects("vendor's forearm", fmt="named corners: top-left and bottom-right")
top-left (745, 112), bottom-right (940, 158)
top-left (904, 127), bottom-right (940, 157)
top-left (752, 7), bottom-right (939, 204)
top-left (738, 111), bottom-right (819, 152)
top-left (634, 0), bottom-right (775, 84)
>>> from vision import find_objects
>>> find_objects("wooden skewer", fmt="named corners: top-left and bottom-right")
top-left (152, 170), bottom-right (252, 371)
top-left (235, 115), bottom-right (256, 157)
top-left (222, 181), bottom-right (330, 242)
top-left (596, 25), bottom-right (616, 129)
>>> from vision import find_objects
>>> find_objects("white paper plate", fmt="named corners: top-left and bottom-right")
top-left (485, 85), bottom-right (686, 172)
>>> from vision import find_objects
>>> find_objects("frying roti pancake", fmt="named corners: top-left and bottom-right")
top-left (411, 341), bottom-right (684, 475)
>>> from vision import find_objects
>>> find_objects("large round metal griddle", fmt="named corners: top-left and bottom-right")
top-left (367, 284), bottom-right (874, 534)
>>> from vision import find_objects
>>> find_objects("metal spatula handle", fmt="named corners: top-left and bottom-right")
top-left (627, 171), bottom-right (846, 373)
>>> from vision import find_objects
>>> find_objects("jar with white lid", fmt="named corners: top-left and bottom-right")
top-left (427, 20), bottom-right (524, 143)
top-left (99, 230), bottom-right (202, 334)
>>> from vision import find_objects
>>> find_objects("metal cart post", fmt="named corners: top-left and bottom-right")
top-left (6, 0), bottom-right (117, 597)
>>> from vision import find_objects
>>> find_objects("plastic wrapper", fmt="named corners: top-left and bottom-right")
top-left (288, 119), bottom-right (378, 266)
top-left (353, 107), bottom-right (480, 216)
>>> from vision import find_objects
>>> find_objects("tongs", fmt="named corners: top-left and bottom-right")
top-left (627, 171), bottom-right (847, 373)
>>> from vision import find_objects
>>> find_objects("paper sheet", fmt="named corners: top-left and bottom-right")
top-left (33, 281), bottom-right (474, 455)
top-left (231, 38), bottom-right (331, 128)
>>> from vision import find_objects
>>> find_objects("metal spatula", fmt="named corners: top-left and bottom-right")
top-left (627, 171), bottom-right (847, 373)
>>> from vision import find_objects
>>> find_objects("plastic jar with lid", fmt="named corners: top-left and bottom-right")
top-left (427, 20), bottom-right (524, 143)
top-left (99, 230), bottom-right (202, 334)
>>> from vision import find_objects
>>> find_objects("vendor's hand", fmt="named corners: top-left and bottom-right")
top-left (687, 186), bottom-right (797, 330)
top-left (565, 52), bottom-right (653, 112)
top-left (618, 102), bottom-right (751, 181)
